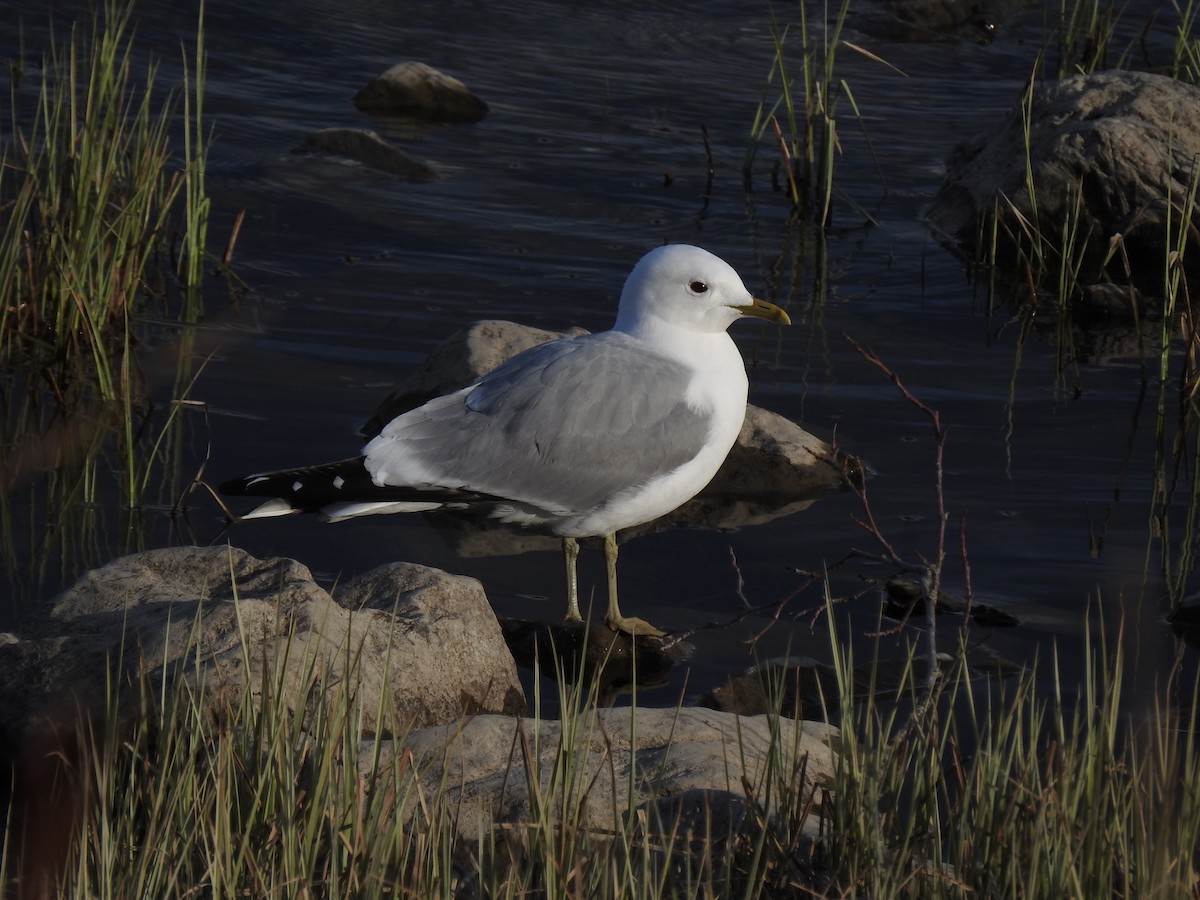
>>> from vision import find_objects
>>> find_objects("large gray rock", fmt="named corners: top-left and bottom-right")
top-left (369, 707), bottom-right (838, 844)
top-left (352, 61), bottom-right (489, 123)
top-left (929, 71), bottom-right (1200, 284)
top-left (0, 547), bottom-right (524, 736)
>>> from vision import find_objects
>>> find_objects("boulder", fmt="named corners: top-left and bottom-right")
top-left (371, 707), bottom-right (838, 843)
top-left (292, 128), bottom-right (439, 181)
top-left (353, 61), bottom-right (488, 123)
top-left (0, 547), bottom-right (524, 737)
top-left (929, 71), bottom-right (1200, 288)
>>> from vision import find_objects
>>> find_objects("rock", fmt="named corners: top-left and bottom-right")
top-left (352, 61), bottom-right (488, 123)
top-left (361, 319), bottom-right (848, 548)
top-left (292, 128), bottom-right (439, 181)
top-left (882, 576), bottom-right (1019, 627)
top-left (699, 657), bottom-right (841, 720)
top-left (1072, 282), bottom-right (1144, 322)
top-left (368, 707), bottom-right (837, 843)
top-left (1169, 600), bottom-right (1200, 652)
top-left (0, 547), bottom-right (524, 737)
top-left (499, 618), bottom-right (688, 704)
top-left (845, 0), bottom-right (1027, 42)
top-left (710, 404), bottom-right (848, 504)
top-left (929, 71), bottom-right (1200, 289)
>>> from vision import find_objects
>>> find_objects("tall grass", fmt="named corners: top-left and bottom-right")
top-left (0, 0), bottom-right (212, 595)
top-left (826, 607), bottom-right (1200, 898)
top-left (4, 580), bottom-right (1197, 897)
top-left (744, 0), bottom-right (876, 229)
top-left (0, 1), bottom-right (209, 410)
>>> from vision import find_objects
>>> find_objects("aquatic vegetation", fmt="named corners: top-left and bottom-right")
top-left (744, 0), bottom-right (883, 229)
top-left (959, 8), bottom-right (1200, 610)
top-left (0, 0), bottom-right (209, 412)
top-left (1051, 0), bottom-right (1200, 81)
top-left (0, 0), bottom-right (212, 589)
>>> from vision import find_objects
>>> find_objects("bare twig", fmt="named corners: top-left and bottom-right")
top-left (845, 333), bottom-right (951, 700)
top-left (728, 546), bottom-right (750, 608)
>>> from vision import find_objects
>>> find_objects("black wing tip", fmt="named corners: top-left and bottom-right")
top-left (218, 456), bottom-right (502, 512)
top-left (218, 475), bottom-right (258, 496)
top-left (218, 457), bottom-right (369, 499)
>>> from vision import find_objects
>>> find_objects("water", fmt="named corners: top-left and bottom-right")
top-left (2, 0), bottom-right (1195, 704)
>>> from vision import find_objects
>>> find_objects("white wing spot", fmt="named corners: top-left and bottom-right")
top-left (291, 481), bottom-right (303, 492)
top-left (246, 475), bottom-right (270, 487)
top-left (333, 475), bottom-right (346, 489)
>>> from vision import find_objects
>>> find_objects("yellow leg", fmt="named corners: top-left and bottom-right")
top-left (602, 532), bottom-right (665, 637)
top-left (562, 537), bottom-right (583, 621)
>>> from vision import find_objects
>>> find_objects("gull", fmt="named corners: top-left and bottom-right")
top-left (220, 244), bottom-right (790, 636)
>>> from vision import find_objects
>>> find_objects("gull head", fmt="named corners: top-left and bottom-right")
top-left (613, 244), bottom-right (790, 336)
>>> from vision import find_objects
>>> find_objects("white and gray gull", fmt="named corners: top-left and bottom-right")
top-left (220, 244), bottom-right (791, 636)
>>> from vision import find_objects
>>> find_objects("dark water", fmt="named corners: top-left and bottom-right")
top-left (3, 0), bottom-right (1195, 705)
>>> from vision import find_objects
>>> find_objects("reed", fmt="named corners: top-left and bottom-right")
top-left (0, 0), bottom-right (212, 598)
top-left (0, 0), bottom-right (209, 460)
top-left (2, 571), bottom-right (1195, 897)
top-left (745, 0), bottom-right (859, 228)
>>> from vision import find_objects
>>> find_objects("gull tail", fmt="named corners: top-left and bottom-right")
top-left (219, 457), bottom-right (494, 523)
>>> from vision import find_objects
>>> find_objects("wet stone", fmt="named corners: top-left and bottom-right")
top-left (292, 128), bottom-right (439, 181)
top-left (352, 61), bottom-right (489, 123)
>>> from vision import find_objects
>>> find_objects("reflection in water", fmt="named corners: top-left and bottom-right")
top-left (1, 2), bottom-right (213, 618)
top-left (1, 322), bottom-right (210, 618)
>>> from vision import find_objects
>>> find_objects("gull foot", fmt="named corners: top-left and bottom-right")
top-left (605, 614), bottom-right (666, 638)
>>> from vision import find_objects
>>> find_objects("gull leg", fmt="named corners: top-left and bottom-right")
top-left (603, 532), bottom-right (665, 637)
top-left (562, 537), bottom-right (583, 622)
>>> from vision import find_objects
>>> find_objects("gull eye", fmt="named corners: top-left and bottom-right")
top-left (688, 280), bottom-right (709, 295)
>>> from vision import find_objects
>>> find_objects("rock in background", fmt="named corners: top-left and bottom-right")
top-left (352, 61), bottom-right (489, 122)
top-left (929, 71), bottom-right (1200, 294)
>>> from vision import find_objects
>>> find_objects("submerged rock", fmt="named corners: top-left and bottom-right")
top-left (292, 127), bottom-right (439, 181)
top-left (702, 650), bottom-right (1020, 720)
top-left (929, 71), bottom-right (1200, 295)
top-left (882, 576), bottom-right (1019, 627)
top-left (353, 61), bottom-right (489, 123)
top-left (499, 617), bottom-right (688, 704)
top-left (0, 547), bottom-right (524, 737)
top-left (845, 0), bottom-right (1027, 42)
top-left (700, 657), bottom-right (840, 720)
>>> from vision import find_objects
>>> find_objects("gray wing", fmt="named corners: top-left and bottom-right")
top-left (364, 332), bottom-right (710, 515)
